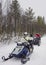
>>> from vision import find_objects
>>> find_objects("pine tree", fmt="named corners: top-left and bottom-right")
top-left (0, 3), bottom-right (2, 34)
top-left (24, 7), bottom-right (35, 34)
top-left (11, 0), bottom-right (21, 35)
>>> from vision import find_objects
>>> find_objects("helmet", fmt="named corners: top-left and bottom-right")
top-left (24, 32), bottom-right (28, 36)
top-left (35, 33), bottom-right (41, 38)
top-left (30, 34), bottom-right (33, 37)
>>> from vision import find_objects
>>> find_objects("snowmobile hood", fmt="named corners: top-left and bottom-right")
top-left (12, 46), bottom-right (24, 55)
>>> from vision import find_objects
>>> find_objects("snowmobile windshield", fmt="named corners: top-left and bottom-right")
top-left (12, 46), bottom-right (24, 55)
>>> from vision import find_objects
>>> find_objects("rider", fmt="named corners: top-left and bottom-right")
top-left (24, 32), bottom-right (33, 51)
top-left (33, 33), bottom-right (41, 46)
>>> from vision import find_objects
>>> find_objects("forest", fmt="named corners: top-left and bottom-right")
top-left (0, 0), bottom-right (46, 40)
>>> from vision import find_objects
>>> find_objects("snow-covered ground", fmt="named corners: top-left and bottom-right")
top-left (0, 35), bottom-right (46, 65)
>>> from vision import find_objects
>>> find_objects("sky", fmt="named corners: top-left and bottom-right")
top-left (18, 0), bottom-right (46, 18)
top-left (1, 0), bottom-right (46, 20)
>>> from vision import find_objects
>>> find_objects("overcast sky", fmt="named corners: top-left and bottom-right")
top-left (2, 0), bottom-right (46, 20)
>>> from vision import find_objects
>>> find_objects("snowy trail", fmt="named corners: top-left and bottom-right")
top-left (0, 36), bottom-right (46, 65)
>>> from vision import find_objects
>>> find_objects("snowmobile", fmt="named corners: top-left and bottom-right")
top-left (2, 42), bottom-right (33, 64)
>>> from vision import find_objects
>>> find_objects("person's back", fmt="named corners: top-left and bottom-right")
top-left (25, 36), bottom-right (33, 41)
top-left (33, 33), bottom-right (41, 46)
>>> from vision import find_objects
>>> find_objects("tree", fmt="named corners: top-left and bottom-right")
top-left (0, 3), bottom-right (2, 34)
top-left (11, 0), bottom-right (21, 35)
top-left (37, 16), bottom-right (45, 25)
top-left (24, 7), bottom-right (35, 34)
top-left (36, 16), bottom-right (45, 34)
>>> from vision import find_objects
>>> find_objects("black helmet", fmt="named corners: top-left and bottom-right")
top-left (30, 34), bottom-right (33, 37)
